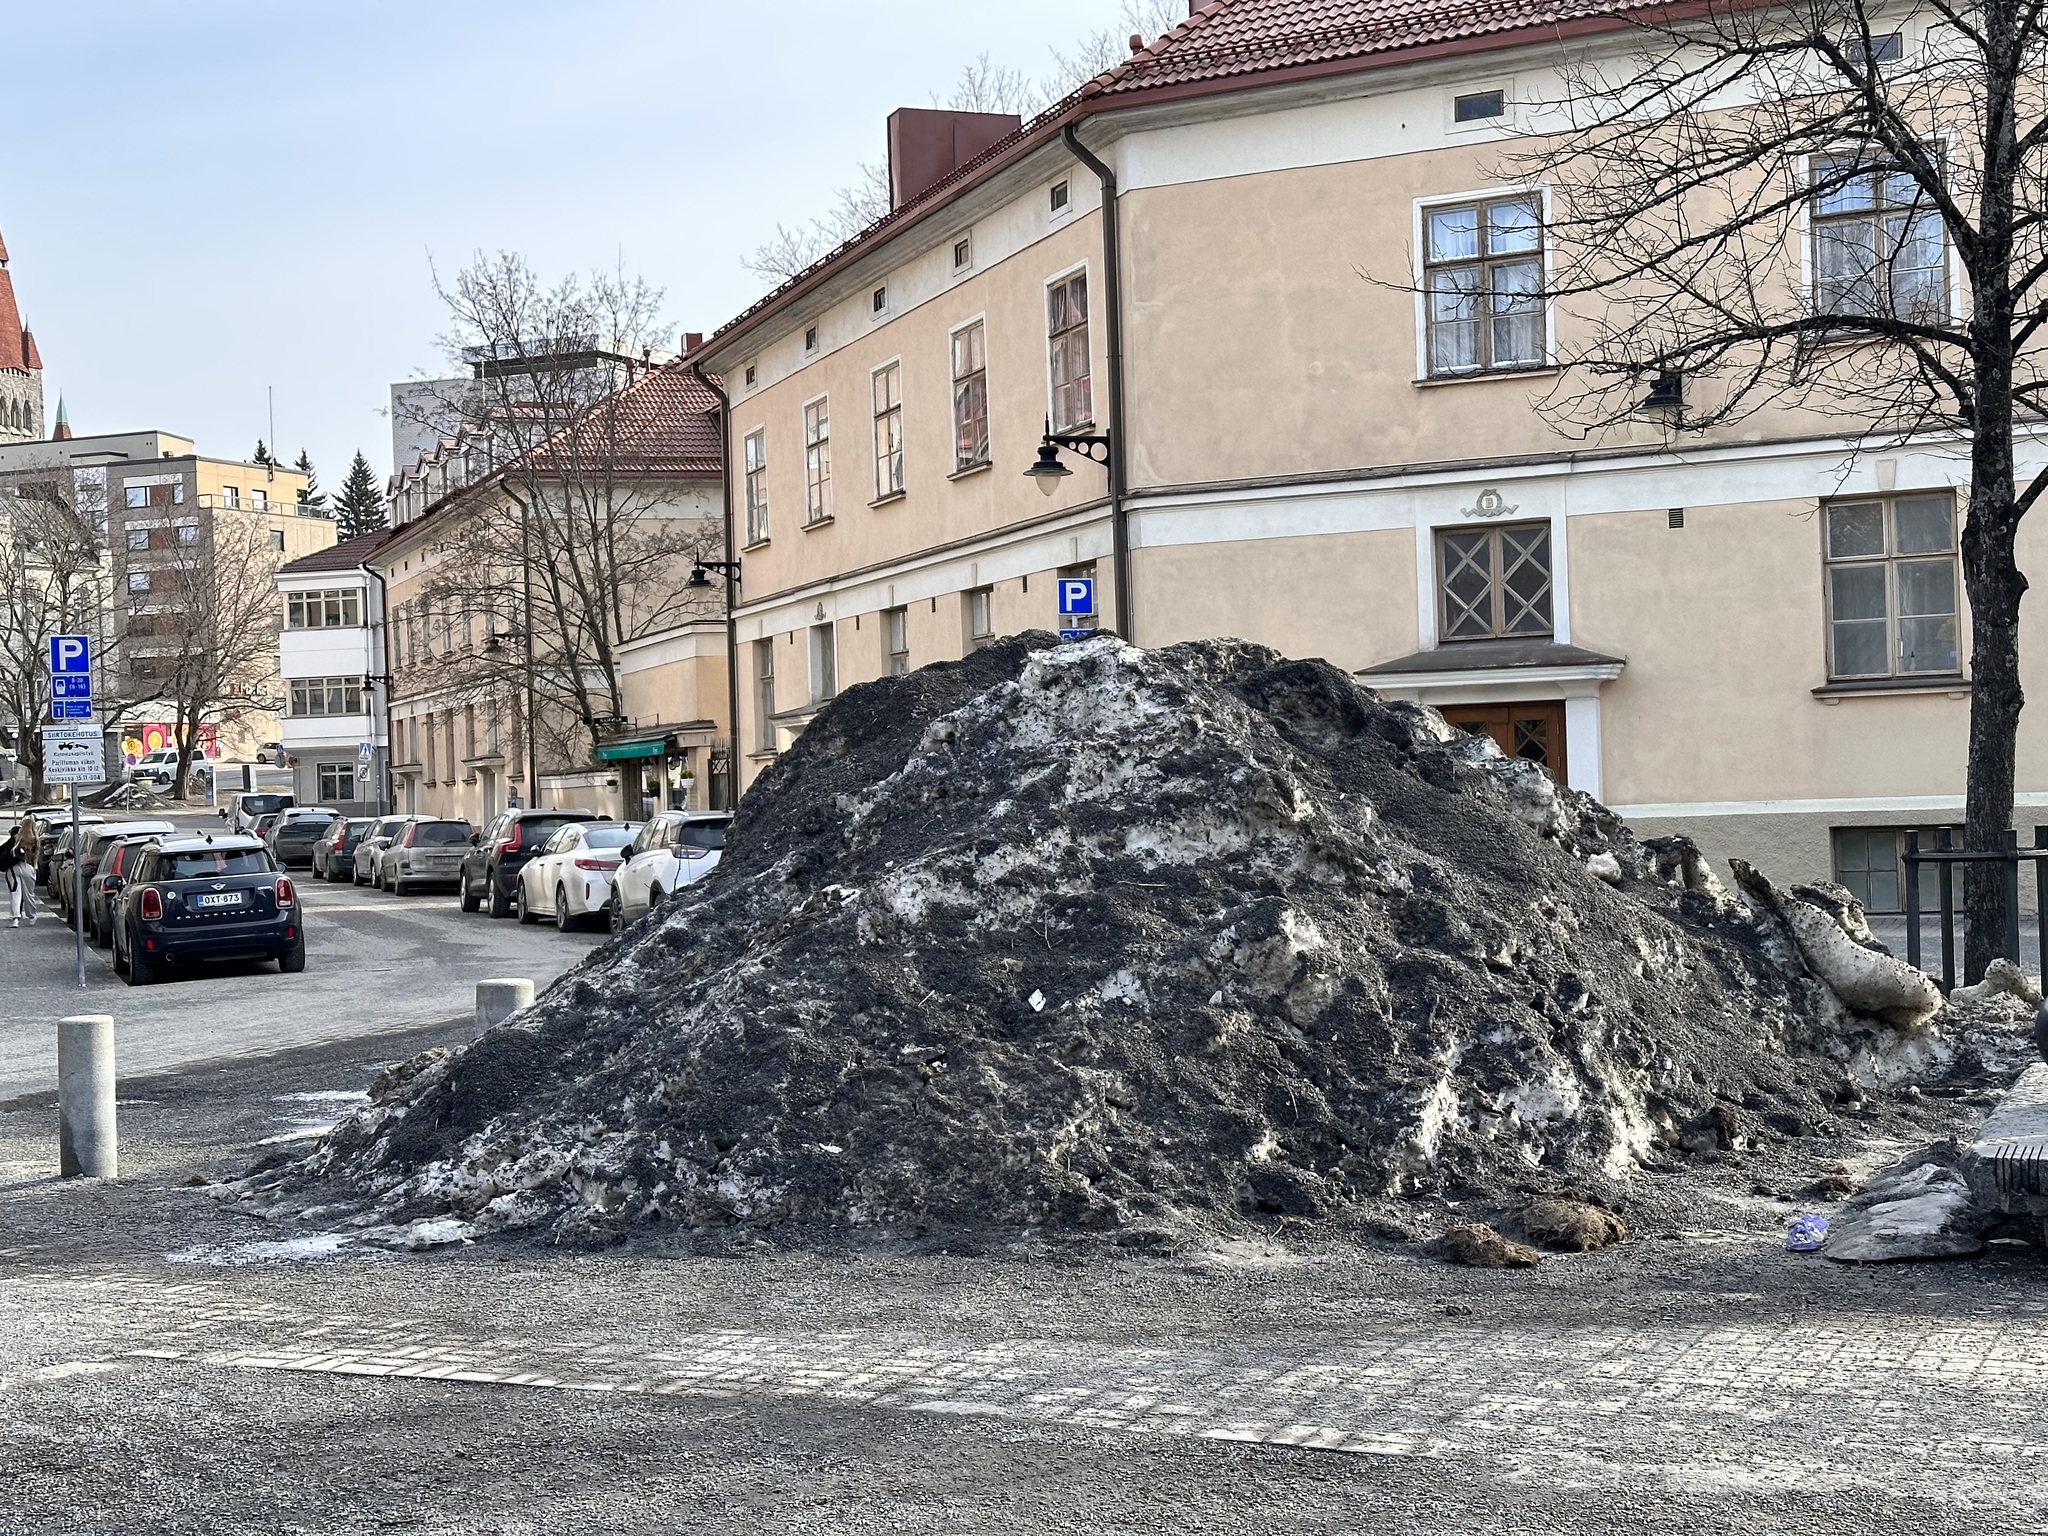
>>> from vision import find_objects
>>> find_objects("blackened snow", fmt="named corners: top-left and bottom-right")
top-left (288, 635), bottom-right (1872, 1242)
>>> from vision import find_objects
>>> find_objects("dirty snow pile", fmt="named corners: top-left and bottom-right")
top-left (255, 635), bottom-right (1999, 1243)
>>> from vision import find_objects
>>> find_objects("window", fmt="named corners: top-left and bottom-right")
top-left (1050, 179), bottom-right (1070, 213)
top-left (220, 485), bottom-right (240, 508)
top-left (803, 397), bottom-right (833, 524)
top-left (126, 527), bottom-right (148, 552)
top-left (1847, 31), bottom-right (1903, 65)
top-left (127, 570), bottom-right (150, 593)
top-left (1812, 156), bottom-right (1946, 321)
top-left (252, 489), bottom-right (269, 510)
top-left (176, 523), bottom-right (199, 546)
top-left (809, 622), bottom-right (837, 704)
top-left (872, 285), bottom-right (889, 315)
top-left (953, 237), bottom-right (972, 270)
top-left (1437, 522), bottom-right (1553, 640)
top-left (804, 325), bottom-right (818, 353)
top-left (130, 656), bottom-right (156, 679)
top-left (1832, 826), bottom-right (1953, 913)
top-left (743, 363), bottom-right (757, 390)
top-left (1424, 196), bottom-right (1544, 375)
top-left (886, 606), bottom-right (909, 676)
top-left (317, 762), bottom-right (355, 802)
top-left (269, 528), bottom-right (286, 551)
top-left (1823, 494), bottom-right (1959, 678)
top-left (290, 676), bottom-right (365, 717)
top-left (743, 428), bottom-right (769, 544)
top-left (287, 588), bottom-right (363, 629)
top-left (1047, 271), bottom-right (1092, 431)
top-left (1454, 89), bottom-right (1505, 121)
top-left (951, 320), bottom-right (989, 471)
top-left (124, 486), bottom-right (148, 510)
top-left (967, 586), bottom-right (993, 649)
top-left (754, 638), bottom-right (777, 751)
top-left (872, 362), bottom-right (904, 499)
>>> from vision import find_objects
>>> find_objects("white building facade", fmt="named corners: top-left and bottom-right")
top-left (276, 532), bottom-right (393, 814)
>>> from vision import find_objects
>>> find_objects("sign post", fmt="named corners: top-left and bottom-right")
top-left (46, 635), bottom-right (97, 988)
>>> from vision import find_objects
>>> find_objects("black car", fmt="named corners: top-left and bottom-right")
top-left (266, 811), bottom-right (340, 869)
top-left (85, 834), bottom-right (161, 947)
top-left (113, 835), bottom-right (306, 985)
top-left (312, 817), bottom-right (374, 882)
top-left (459, 807), bottom-right (599, 918)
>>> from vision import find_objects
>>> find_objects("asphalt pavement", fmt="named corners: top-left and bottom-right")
top-left (0, 816), bottom-right (603, 1099)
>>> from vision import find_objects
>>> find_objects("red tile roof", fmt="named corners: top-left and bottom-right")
top-left (704, 0), bottom-right (1641, 355)
top-left (278, 529), bottom-right (400, 575)
top-left (0, 238), bottom-right (34, 375)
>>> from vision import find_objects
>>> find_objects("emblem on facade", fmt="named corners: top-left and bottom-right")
top-left (1460, 487), bottom-right (1518, 519)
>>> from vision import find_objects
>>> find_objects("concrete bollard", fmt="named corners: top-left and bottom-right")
top-left (56, 1015), bottom-right (117, 1179)
top-left (475, 978), bottom-right (535, 1033)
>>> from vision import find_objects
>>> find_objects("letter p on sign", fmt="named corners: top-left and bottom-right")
top-left (1057, 578), bottom-right (1095, 617)
top-left (48, 635), bottom-right (90, 675)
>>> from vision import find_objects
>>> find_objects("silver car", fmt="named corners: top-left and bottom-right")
top-left (377, 819), bottom-right (473, 894)
top-left (352, 816), bottom-right (417, 886)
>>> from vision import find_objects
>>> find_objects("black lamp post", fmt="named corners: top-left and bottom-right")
top-left (687, 559), bottom-right (742, 591)
top-left (1025, 417), bottom-right (1112, 497)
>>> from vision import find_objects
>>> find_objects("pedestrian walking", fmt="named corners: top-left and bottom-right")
top-left (0, 827), bottom-right (33, 927)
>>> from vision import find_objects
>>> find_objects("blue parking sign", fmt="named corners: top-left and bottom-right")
top-left (53, 700), bottom-right (93, 719)
top-left (48, 634), bottom-right (90, 674)
top-left (1057, 578), bottom-right (1094, 617)
top-left (51, 675), bottom-right (91, 699)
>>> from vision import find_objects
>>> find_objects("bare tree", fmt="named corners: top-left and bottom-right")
top-left (0, 470), bottom-right (113, 798)
top-left (127, 513), bottom-right (288, 801)
top-left (1494, 0), bottom-right (2048, 978)
top-left (410, 253), bottom-right (723, 771)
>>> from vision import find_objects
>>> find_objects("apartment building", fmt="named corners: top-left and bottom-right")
top-left (373, 361), bottom-right (729, 824)
top-left (687, 0), bottom-right (2041, 913)
top-left (276, 532), bottom-right (395, 813)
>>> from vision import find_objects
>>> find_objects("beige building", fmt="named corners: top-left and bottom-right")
top-left (374, 362), bottom-right (729, 825)
top-left (687, 0), bottom-right (2039, 918)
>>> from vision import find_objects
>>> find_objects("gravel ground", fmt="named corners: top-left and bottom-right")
top-left (5, 1022), bottom-right (2048, 1532)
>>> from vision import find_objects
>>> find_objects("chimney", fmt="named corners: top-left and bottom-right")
top-left (886, 108), bottom-right (1022, 210)
top-left (682, 331), bottom-right (703, 356)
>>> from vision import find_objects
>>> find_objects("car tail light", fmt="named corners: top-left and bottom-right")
top-left (276, 877), bottom-right (296, 907)
top-left (574, 857), bottom-right (616, 871)
top-left (501, 824), bottom-right (523, 853)
top-left (139, 888), bottom-right (162, 921)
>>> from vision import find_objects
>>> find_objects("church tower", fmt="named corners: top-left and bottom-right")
top-left (0, 226), bottom-right (46, 444)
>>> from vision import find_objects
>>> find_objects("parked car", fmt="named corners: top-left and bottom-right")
top-left (85, 834), bottom-right (162, 947)
top-left (113, 834), bottom-right (303, 985)
top-left (56, 823), bottom-right (176, 921)
top-left (33, 811), bottom-right (104, 889)
top-left (352, 815), bottom-right (418, 886)
top-left (265, 809), bottom-right (341, 868)
top-left (312, 817), bottom-right (375, 882)
top-left (129, 748), bottom-right (182, 786)
top-left (459, 807), bottom-right (600, 918)
top-left (516, 821), bottom-right (640, 931)
top-left (608, 812), bottom-right (732, 932)
top-left (221, 791), bottom-right (295, 833)
top-left (377, 819), bottom-right (473, 894)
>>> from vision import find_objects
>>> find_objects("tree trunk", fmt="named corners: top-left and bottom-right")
top-left (1961, 431), bottom-right (2026, 983)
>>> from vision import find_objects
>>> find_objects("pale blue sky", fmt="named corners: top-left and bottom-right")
top-left (2, 0), bottom-right (1129, 490)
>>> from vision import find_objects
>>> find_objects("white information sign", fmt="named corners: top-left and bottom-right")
top-left (41, 723), bottom-right (107, 786)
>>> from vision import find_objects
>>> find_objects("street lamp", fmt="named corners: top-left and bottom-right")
top-left (1025, 417), bottom-right (1112, 497)
top-left (687, 559), bottom-right (742, 591)
top-left (1639, 370), bottom-right (1685, 419)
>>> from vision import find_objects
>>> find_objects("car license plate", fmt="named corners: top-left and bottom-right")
top-left (195, 892), bottom-right (245, 908)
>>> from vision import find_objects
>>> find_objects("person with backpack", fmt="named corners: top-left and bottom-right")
top-left (0, 827), bottom-right (32, 927)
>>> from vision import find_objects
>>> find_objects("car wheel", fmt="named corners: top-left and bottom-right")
top-left (279, 939), bottom-right (306, 974)
top-left (487, 872), bottom-right (512, 919)
top-left (555, 886), bottom-right (577, 933)
top-left (126, 940), bottom-right (156, 987)
top-left (515, 883), bottom-right (539, 925)
top-left (648, 885), bottom-right (664, 912)
top-left (459, 874), bottom-right (481, 913)
top-left (606, 892), bottom-right (624, 936)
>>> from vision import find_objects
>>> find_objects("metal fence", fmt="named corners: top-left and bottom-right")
top-left (1902, 827), bottom-right (2048, 992)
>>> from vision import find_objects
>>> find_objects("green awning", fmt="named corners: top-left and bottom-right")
top-left (596, 738), bottom-right (667, 762)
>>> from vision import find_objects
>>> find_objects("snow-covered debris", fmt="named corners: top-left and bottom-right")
top-left (262, 635), bottom-right (1932, 1242)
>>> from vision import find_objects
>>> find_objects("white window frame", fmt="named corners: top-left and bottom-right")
top-left (743, 427), bottom-right (770, 545)
top-left (1411, 184), bottom-right (1555, 383)
top-left (1044, 261), bottom-right (1093, 433)
top-left (801, 393), bottom-right (833, 525)
top-left (870, 358), bottom-right (905, 502)
top-left (808, 622), bottom-right (837, 704)
top-left (1800, 145), bottom-right (1956, 325)
top-left (885, 606), bottom-right (909, 676)
top-left (1049, 179), bottom-right (1072, 220)
top-left (949, 314), bottom-right (990, 473)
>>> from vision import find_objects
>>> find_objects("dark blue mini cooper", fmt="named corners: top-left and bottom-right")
top-left (114, 835), bottom-right (305, 986)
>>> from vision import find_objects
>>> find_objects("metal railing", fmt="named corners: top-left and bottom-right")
top-left (1903, 827), bottom-right (2048, 991)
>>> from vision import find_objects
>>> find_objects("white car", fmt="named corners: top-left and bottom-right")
top-left (607, 812), bottom-right (731, 933)
top-left (515, 821), bottom-right (639, 931)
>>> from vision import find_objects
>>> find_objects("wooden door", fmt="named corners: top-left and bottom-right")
top-left (1439, 700), bottom-right (1567, 783)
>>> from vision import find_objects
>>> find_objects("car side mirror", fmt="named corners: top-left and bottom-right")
top-left (469, 832), bottom-right (482, 846)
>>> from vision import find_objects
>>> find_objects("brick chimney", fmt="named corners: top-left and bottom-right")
top-left (681, 331), bottom-right (704, 356)
top-left (886, 108), bottom-right (1022, 210)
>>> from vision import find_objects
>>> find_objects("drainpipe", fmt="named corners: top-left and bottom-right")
top-left (689, 356), bottom-right (742, 812)
top-left (358, 557), bottom-right (391, 817)
top-left (1062, 121), bottom-right (1133, 643)
top-left (503, 484), bottom-right (541, 805)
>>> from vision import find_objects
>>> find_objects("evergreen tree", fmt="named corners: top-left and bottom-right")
top-left (294, 450), bottom-right (330, 516)
top-left (333, 451), bottom-right (387, 540)
top-left (252, 439), bottom-right (275, 468)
